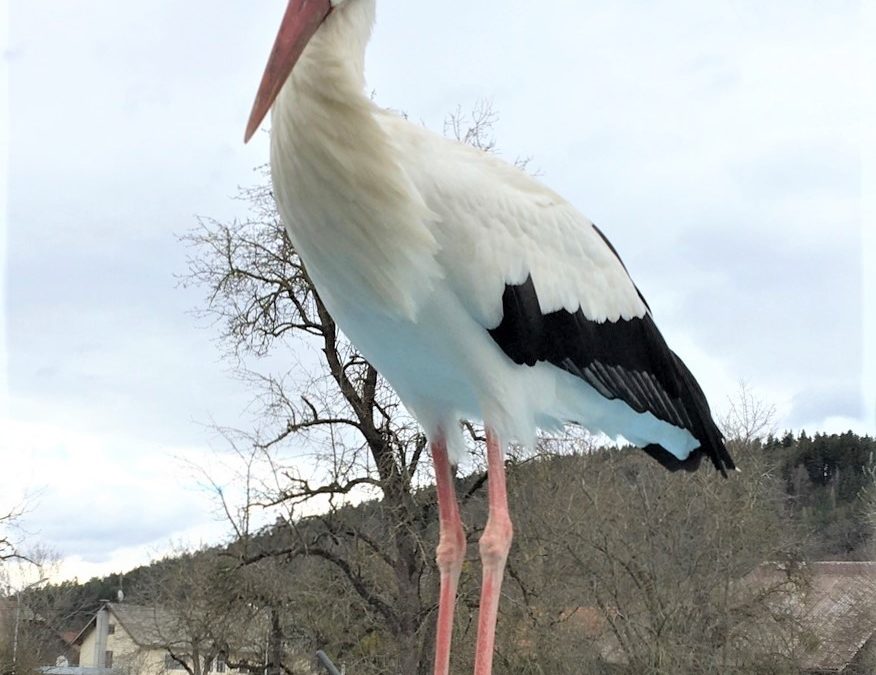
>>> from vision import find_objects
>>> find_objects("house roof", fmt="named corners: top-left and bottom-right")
top-left (72, 603), bottom-right (176, 648)
top-left (108, 602), bottom-right (179, 646)
top-left (744, 561), bottom-right (876, 672)
top-left (72, 601), bottom-right (268, 655)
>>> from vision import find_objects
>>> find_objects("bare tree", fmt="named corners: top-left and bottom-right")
top-left (181, 180), bottom-right (444, 673)
top-left (0, 548), bottom-right (60, 675)
top-left (444, 99), bottom-right (536, 173)
top-left (1, 506), bottom-right (27, 566)
top-left (136, 547), bottom-right (268, 675)
top-left (720, 380), bottom-right (777, 447)
top-left (444, 100), bottom-right (498, 153)
top-left (491, 446), bottom-right (805, 675)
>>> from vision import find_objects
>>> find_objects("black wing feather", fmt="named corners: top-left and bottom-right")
top-left (488, 273), bottom-right (735, 476)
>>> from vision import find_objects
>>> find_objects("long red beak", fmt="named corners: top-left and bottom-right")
top-left (244, 0), bottom-right (332, 143)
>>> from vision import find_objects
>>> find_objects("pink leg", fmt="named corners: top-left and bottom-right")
top-left (431, 437), bottom-right (466, 675)
top-left (473, 429), bottom-right (513, 675)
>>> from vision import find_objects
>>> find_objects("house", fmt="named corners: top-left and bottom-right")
top-left (744, 561), bottom-right (876, 674)
top-left (553, 561), bottom-right (875, 673)
top-left (69, 601), bottom-right (320, 675)
top-left (72, 602), bottom-right (234, 674)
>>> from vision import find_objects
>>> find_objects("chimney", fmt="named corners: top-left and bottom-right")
top-left (94, 602), bottom-right (110, 667)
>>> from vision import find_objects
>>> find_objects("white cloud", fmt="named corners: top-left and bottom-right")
top-left (0, 417), bottom-right (236, 577)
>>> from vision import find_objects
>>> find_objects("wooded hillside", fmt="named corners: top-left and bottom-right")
top-left (9, 430), bottom-right (874, 674)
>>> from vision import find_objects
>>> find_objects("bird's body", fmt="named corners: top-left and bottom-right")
top-left (245, 1), bottom-right (735, 672)
top-left (268, 0), bottom-right (729, 469)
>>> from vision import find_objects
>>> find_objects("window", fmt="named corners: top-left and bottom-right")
top-left (105, 651), bottom-right (113, 668)
top-left (214, 657), bottom-right (226, 673)
top-left (107, 623), bottom-right (116, 635)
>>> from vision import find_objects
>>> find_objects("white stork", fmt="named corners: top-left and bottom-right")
top-left (244, 1), bottom-right (736, 673)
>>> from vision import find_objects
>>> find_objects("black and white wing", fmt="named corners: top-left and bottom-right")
top-left (407, 130), bottom-right (735, 475)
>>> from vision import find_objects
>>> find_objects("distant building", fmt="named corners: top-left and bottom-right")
top-left (65, 601), bottom-right (319, 675)
top-left (744, 561), bottom-right (876, 674)
top-left (557, 561), bottom-right (876, 674)
top-left (71, 602), bottom-right (235, 674)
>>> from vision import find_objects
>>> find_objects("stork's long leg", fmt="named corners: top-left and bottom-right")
top-left (431, 437), bottom-right (466, 675)
top-left (473, 429), bottom-right (513, 675)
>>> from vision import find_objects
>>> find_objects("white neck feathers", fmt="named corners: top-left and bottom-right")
top-left (268, 0), bottom-right (441, 320)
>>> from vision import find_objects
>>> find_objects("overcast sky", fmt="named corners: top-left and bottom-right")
top-left (1, 0), bottom-right (874, 583)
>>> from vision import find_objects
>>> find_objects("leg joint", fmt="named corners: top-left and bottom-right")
top-left (478, 515), bottom-right (513, 566)
top-left (436, 522), bottom-right (466, 574)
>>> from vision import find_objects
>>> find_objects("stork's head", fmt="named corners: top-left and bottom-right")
top-left (244, 0), bottom-right (353, 143)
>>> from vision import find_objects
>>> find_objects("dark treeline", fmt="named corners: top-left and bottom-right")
top-left (764, 430), bottom-right (875, 558)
